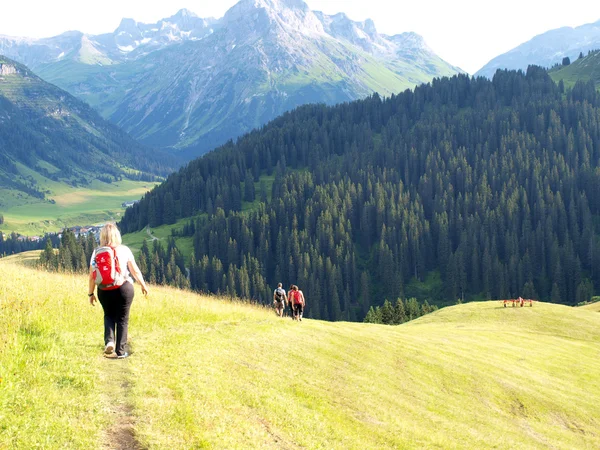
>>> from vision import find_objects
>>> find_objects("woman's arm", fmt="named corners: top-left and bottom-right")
top-left (128, 260), bottom-right (149, 296)
top-left (88, 266), bottom-right (97, 305)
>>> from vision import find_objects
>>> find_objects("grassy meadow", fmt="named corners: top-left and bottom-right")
top-left (0, 179), bottom-right (156, 235)
top-left (122, 218), bottom-right (196, 261)
top-left (1, 253), bottom-right (600, 449)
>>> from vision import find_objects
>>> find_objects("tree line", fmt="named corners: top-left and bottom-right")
top-left (363, 297), bottom-right (438, 325)
top-left (0, 232), bottom-right (57, 257)
top-left (113, 67), bottom-right (600, 321)
top-left (38, 230), bottom-right (96, 272)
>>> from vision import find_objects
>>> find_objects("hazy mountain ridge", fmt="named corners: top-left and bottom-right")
top-left (0, 55), bottom-right (174, 206)
top-left (0, 0), bottom-right (461, 158)
top-left (476, 19), bottom-right (600, 78)
top-left (0, 9), bottom-right (218, 68)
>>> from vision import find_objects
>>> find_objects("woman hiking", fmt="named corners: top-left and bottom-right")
top-left (88, 223), bottom-right (148, 358)
top-left (291, 285), bottom-right (306, 321)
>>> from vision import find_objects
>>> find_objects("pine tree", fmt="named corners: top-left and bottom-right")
top-left (394, 298), bottom-right (407, 324)
top-left (364, 306), bottom-right (382, 324)
top-left (380, 300), bottom-right (395, 324)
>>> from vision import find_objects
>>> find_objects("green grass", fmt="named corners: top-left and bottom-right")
top-left (1, 254), bottom-right (600, 449)
top-left (580, 299), bottom-right (600, 312)
top-left (549, 50), bottom-right (600, 91)
top-left (122, 217), bottom-right (199, 262)
top-left (0, 179), bottom-right (157, 235)
top-left (241, 174), bottom-right (276, 213)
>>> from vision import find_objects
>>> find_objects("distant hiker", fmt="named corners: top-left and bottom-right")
top-left (273, 283), bottom-right (286, 317)
top-left (287, 284), bottom-right (296, 319)
top-left (291, 285), bottom-right (306, 321)
top-left (88, 223), bottom-right (148, 359)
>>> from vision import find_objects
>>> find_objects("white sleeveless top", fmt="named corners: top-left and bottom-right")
top-left (90, 245), bottom-right (135, 284)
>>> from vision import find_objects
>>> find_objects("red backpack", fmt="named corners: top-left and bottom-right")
top-left (93, 246), bottom-right (125, 290)
top-left (293, 290), bottom-right (302, 305)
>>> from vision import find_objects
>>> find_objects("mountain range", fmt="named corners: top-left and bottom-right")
top-left (0, 8), bottom-right (217, 68)
top-left (0, 55), bottom-right (174, 207)
top-left (476, 19), bottom-right (600, 78)
top-left (0, 0), bottom-right (462, 158)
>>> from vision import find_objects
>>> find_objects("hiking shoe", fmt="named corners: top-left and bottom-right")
top-left (104, 342), bottom-right (115, 354)
top-left (117, 352), bottom-right (129, 359)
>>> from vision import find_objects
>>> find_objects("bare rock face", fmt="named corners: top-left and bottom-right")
top-left (0, 63), bottom-right (17, 76)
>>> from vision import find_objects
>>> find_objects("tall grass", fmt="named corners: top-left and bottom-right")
top-left (1, 253), bottom-right (600, 449)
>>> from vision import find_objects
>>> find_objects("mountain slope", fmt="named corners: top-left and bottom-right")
top-left (118, 68), bottom-right (600, 320)
top-left (2, 0), bottom-right (461, 158)
top-left (2, 255), bottom-right (600, 448)
top-left (476, 19), bottom-right (600, 78)
top-left (0, 56), bottom-right (175, 208)
top-left (549, 49), bottom-right (600, 90)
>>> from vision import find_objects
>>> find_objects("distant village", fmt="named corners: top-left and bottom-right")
top-left (2, 224), bottom-right (103, 244)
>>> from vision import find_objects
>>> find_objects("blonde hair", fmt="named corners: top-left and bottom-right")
top-left (100, 223), bottom-right (122, 247)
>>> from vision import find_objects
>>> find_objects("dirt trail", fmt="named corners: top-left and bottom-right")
top-left (99, 357), bottom-right (144, 450)
top-left (146, 225), bottom-right (159, 242)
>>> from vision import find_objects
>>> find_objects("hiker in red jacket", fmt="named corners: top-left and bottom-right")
top-left (287, 284), bottom-right (295, 319)
top-left (291, 285), bottom-right (305, 321)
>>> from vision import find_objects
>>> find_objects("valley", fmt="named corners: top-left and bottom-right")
top-left (3, 2), bottom-right (600, 449)
top-left (0, 178), bottom-right (156, 235)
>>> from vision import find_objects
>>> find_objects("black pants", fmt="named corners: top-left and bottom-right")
top-left (98, 281), bottom-right (134, 356)
top-left (293, 303), bottom-right (303, 317)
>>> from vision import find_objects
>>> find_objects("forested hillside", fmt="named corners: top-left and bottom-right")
top-left (120, 67), bottom-right (600, 321)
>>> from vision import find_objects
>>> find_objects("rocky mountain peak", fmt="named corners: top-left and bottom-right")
top-left (117, 18), bottom-right (139, 34)
top-left (314, 11), bottom-right (391, 54)
top-left (222, 0), bottom-right (323, 36)
top-left (174, 8), bottom-right (197, 18)
top-left (234, 0), bottom-right (308, 11)
top-left (388, 32), bottom-right (429, 51)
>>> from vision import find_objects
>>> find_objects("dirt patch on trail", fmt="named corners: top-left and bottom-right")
top-left (99, 360), bottom-right (145, 450)
top-left (256, 417), bottom-right (303, 450)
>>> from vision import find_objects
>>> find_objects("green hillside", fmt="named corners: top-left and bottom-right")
top-left (549, 50), bottom-right (600, 90)
top-left (0, 178), bottom-right (159, 235)
top-left (580, 299), bottom-right (600, 312)
top-left (118, 68), bottom-right (600, 321)
top-left (1, 254), bottom-right (599, 449)
top-left (0, 55), bottom-right (175, 232)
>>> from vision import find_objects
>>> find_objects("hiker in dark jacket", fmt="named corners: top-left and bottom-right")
top-left (273, 283), bottom-right (286, 317)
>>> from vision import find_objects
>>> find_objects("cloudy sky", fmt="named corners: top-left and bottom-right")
top-left (1, 0), bottom-right (599, 73)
